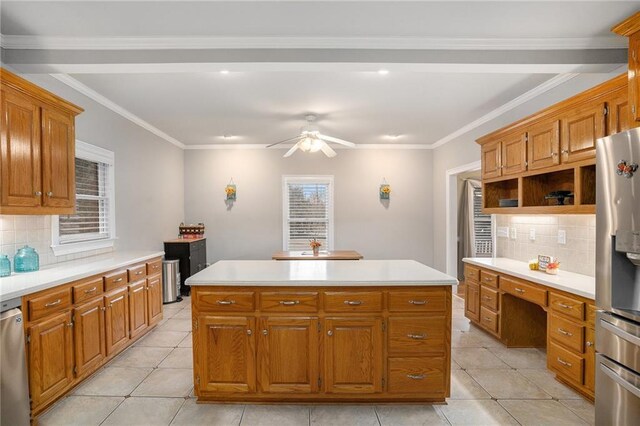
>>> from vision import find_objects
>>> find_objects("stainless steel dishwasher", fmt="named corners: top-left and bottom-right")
top-left (1, 298), bottom-right (31, 426)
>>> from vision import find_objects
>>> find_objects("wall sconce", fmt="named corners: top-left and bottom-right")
top-left (379, 178), bottom-right (391, 200)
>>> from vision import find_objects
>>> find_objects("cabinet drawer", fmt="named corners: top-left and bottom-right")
top-left (388, 317), bottom-right (446, 355)
top-left (103, 270), bottom-right (128, 292)
top-left (388, 357), bottom-right (446, 394)
top-left (28, 287), bottom-right (73, 321)
top-left (464, 264), bottom-right (480, 282)
top-left (127, 264), bottom-right (147, 281)
top-left (388, 290), bottom-right (446, 313)
top-left (501, 276), bottom-right (547, 306)
top-left (196, 291), bottom-right (255, 312)
top-left (548, 341), bottom-right (584, 384)
top-left (549, 313), bottom-right (585, 353)
top-left (323, 291), bottom-right (383, 312)
top-left (480, 286), bottom-right (499, 311)
top-left (480, 306), bottom-right (499, 334)
top-left (146, 259), bottom-right (162, 276)
top-left (479, 270), bottom-right (499, 289)
top-left (259, 292), bottom-right (319, 312)
top-left (549, 293), bottom-right (584, 321)
top-left (72, 277), bottom-right (104, 304)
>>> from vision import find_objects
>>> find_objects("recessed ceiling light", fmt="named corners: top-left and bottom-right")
top-left (384, 134), bottom-right (402, 140)
top-left (220, 70), bottom-right (230, 75)
top-left (378, 69), bottom-right (389, 75)
top-left (221, 134), bottom-right (237, 140)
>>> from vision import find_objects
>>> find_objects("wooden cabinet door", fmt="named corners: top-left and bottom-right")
top-left (481, 139), bottom-right (502, 179)
top-left (630, 32), bottom-right (640, 122)
top-left (73, 298), bottom-right (106, 377)
top-left (464, 281), bottom-right (480, 323)
top-left (147, 274), bottom-right (163, 327)
top-left (324, 317), bottom-right (383, 394)
top-left (501, 133), bottom-right (527, 176)
top-left (258, 317), bottom-right (319, 393)
top-left (527, 120), bottom-right (560, 170)
top-left (607, 89), bottom-right (631, 135)
top-left (28, 310), bottom-right (74, 408)
top-left (560, 102), bottom-right (605, 164)
top-left (41, 108), bottom-right (75, 209)
top-left (105, 288), bottom-right (129, 356)
top-left (584, 327), bottom-right (595, 391)
top-left (196, 316), bottom-right (256, 393)
top-left (128, 280), bottom-right (148, 339)
top-left (0, 88), bottom-right (42, 209)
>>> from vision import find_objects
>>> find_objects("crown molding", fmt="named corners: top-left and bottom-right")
top-left (184, 144), bottom-right (433, 150)
top-left (1, 35), bottom-right (626, 51)
top-left (50, 74), bottom-right (186, 149)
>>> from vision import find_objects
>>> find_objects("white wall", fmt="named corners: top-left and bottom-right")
top-left (184, 148), bottom-right (434, 264)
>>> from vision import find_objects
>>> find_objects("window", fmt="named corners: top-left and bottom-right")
top-left (51, 141), bottom-right (116, 255)
top-left (473, 186), bottom-right (493, 257)
top-left (283, 176), bottom-right (334, 251)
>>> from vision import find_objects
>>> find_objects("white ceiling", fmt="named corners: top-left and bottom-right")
top-left (1, 1), bottom-right (636, 148)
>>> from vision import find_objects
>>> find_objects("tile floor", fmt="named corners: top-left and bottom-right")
top-left (38, 295), bottom-right (595, 426)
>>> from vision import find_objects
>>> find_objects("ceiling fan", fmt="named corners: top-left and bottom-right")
top-left (267, 114), bottom-right (356, 158)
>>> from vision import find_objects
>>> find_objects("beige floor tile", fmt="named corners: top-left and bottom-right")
top-left (171, 399), bottom-right (244, 426)
top-left (376, 405), bottom-right (448, 426)
top-left (450, 369), bottom-right (491, 400)
top-left (452, 347), bottom-right (510, 369)
top-left (451, 331), bottom-right (486, 348)
top-left (108, 346), bottom-right (173, 368)
top-left (451, 358), bottom-right (462, 370)
top-left (102, 397), bottom-right (184, 426)
top-left (136, 331), bottom-right (189, 347)
top-left (439, 400), bottom-right (519, 425)
top-left (310, 405), bottom-right (378, 426)
top-left (132, 368), bottom-right (193, 397)
top-left (467, 369), bottom-right (551, 400)
top-left (488, 347), bottom-right (547, 369)
top-left (158, 347), bottom-right (193, 369)
top-left (178, 332), bottom-right (193, 348)
top-left (499, 400), bottom-right (588, 426)
top-left (465, 327), bottom-right (504, 347)
top-left (453, 295), bottom-right (465, 309)
top-left (38, 396), bottom-right (123, 426)
top-left (158, 318), bottom-right (193, 332)
top-left (171, 310), bottom-right (192, 319)
top-left (560, 399), bottom-right (595, 425)
top-left (240, 405), bottom-right (310, 426)
top-left (518, 369), bottom-right (583, 399)
top-left (452, 317), bottom-right (472, 331)
top-left (73, 367), bottom-right (152, 396)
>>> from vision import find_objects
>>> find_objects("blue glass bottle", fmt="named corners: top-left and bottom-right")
top-left (14, 246), bottom-right (39, 273)
top-left (0, 254), bottom-right (10, 277)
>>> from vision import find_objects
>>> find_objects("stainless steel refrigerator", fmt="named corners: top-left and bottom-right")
top-left (595, 127), bottom-right (640, 425)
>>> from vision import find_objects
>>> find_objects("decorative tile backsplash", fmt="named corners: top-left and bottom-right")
top-left (495, 215), bottom-right (595, 277)
top-left (0, 215), bottom-right (113, 267)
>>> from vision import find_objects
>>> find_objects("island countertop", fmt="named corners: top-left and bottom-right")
top-left (185, 259), bottom-right (458, 286)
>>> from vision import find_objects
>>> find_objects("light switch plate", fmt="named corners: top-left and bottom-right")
top-left (510, 227), bottom-right (517, 240)
top-left (558, 230), bottom-right (566, 245)
top-left (529, 228), bottom-right (536, 241)
top-left (497, 227), bottom-right (509, 238)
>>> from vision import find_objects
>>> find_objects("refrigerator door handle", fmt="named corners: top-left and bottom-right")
top-left (600, 317), bottom-right (640, 346)
top-left (600, 362), bottom-right (640, 399)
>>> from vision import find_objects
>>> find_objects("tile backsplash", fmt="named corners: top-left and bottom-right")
top-left (0, 215), bottom-right (113, 267)
top-left (495, 215), bottom-right (595, 277)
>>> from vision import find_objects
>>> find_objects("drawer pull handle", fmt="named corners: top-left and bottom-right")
top-left (45, 299), bottom-right (61, 308)
top-left (558, 303), bottom-right (573, 309)
top-left (84, 287), bottom-right (97, 294)
top-left (484, 317), bottom-right (492, 322)
top-left (407, 333), bottom-right (426, 340)
top-left (514, 288), bottom-right (525, 293)
top-left (406, 374), bottom-right (426, 380)
top-left (279, 300), bottom-right (300, 306)
top-left (409, 300), bottom-right (427, 305)
top-left (135, 271), bottom-right (143, 275)
top-left (483, 296), bottom-right (492, 300)
top-left (114, 278), bottom-right (123, 283)
top-left (217, 300), bottom-right (235, 305)
top-left (484, 277), bottom-right (493, 282)
top-left (557, 328), bottom-right (573, 337)
top-left (557, 357), bottom-right (572, 368)
top-left (344, 300), bottom-right (362, 306)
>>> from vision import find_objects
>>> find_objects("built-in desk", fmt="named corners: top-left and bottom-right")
top-left (463, 258), bottom-right (596, 401)
top-left (272, 250), bottom-right (363, 260)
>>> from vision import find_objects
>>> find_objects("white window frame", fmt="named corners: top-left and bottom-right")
top-left (51, 140), bottom-right (116, 256)
top-left (282, 175), bottom-right (335, 251)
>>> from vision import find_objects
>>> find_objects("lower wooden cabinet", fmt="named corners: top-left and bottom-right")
top-left (73, 298), bottom-right (106, 376)
top-left (147, 274), bottom-right (163, 326)
top-left (464, 281), bottom-right (480, 322)
top-left (128, 280), bottom-right (148, 339)
top-left (105, 287), bottom-right (130, 356)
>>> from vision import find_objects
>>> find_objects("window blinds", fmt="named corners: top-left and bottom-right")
top-left (285, 181), bottom-right (331, 250)
top-left (58, 158), bottom-right (112, 243)
top-left (473, 186), bottom-right (493, 257)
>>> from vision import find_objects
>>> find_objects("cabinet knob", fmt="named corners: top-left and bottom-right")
top-left (551, 152), bottom-right (558, 157)
top-left (246, 329), bottom-right (252, 336)
top-left (47, 191), bottom-right (53, 196)
top-left (327, 330), bottom-right (333, 336)
top-left (262, 329), bottom-right (268, 335)
top-left (586, 341), bottom-right (593, 347)
top-left (35, 191), bottom-right (42, 196)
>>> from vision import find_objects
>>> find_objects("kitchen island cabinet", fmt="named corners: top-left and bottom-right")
top-left (187, 259), bottom-right (457, 403)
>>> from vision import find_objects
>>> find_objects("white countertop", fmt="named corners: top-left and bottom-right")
top-left (462, 257), bottom-right (595, 299)
top-left (0, 251), bottom-right (164, 303)
top-left (186, 259), bottom-right (458, 286)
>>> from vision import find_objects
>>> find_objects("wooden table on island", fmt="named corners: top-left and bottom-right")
top-left (272, 250), bottom-right (363, 260)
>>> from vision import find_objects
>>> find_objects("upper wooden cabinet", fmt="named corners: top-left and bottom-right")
top-left (501, 133), bottom-right (527, 176)
top-left (527, 120), bottom-right (560, 171)
top-left (481, 139), bottom-right (501, 179)
top-left (613, 12), bottom-right (640, 124)
top-left (607, 88), bottom-right (632, 134)
top-left (560, 102), bottom-right (605, 164)
top-left (0, 68), bottom-right (83, 215)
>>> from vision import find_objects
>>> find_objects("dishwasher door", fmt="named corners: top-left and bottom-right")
top-left (1, 308), bottom-right (31, 426)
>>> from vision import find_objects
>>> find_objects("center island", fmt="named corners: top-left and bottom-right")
top-left (185, 259), bottom-right (458, 403)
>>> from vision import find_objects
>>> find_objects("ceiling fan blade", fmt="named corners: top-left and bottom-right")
top-left (319, 142), bottom-right (337, 158)
top-left (267, 135), bottom-right (303, 148)
top-left (318, 134), bottom-right (356, 147)
top-left (283, 141), bottom-right (301, 158)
